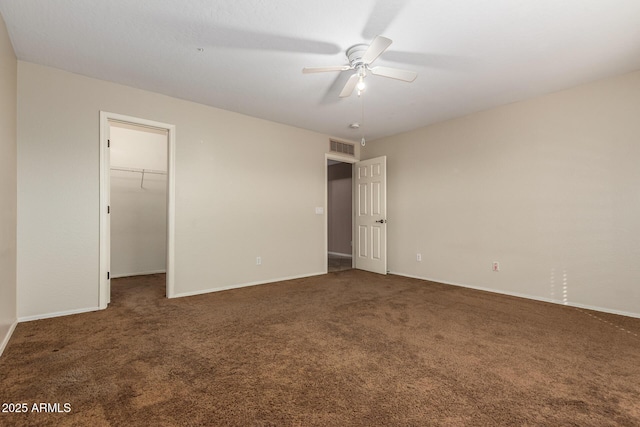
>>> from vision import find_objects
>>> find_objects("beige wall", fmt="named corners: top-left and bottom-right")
top-left (0, 13), bottom-right (17, 352)
top-left (17, 61), bottom-right (340, 319)
top-left (364, 70), bottom-right (640, 317)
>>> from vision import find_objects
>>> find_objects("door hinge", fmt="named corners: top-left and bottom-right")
top-left (107, 271), bottom-right (110, 280)
top-left (107, 205), bottom-right (110, 214)
top-left (107, 139), bottom-right (110, 148)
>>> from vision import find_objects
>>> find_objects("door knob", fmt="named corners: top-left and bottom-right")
top-left (375, 219), bottom-right (387, 224)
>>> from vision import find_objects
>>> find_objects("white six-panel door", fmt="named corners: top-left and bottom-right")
top-left (354, 156), bottom-right (387, 275)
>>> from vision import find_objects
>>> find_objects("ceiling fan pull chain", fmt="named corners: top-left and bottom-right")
top-left (361, 93), bottom-right (366, 147)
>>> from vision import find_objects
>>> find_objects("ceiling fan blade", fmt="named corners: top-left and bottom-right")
top-left (339, 73), bottom-right (359, 98)
top-left (362, 0), bottom-right (409, 39)
top-left (362, 35), bottom-right (393, 64)
top-left (302, 65), bottom-right (351, 74)
top-left (370, 66), bottom-right (417, 82)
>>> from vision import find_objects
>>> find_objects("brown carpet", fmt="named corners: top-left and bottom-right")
top-left (1, 271), bottom-right (639, 426)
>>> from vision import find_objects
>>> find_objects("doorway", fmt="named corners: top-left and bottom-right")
top-left (326, 157), bottom-right (354, 272)
top-left (110, 122), bottom-right (167, 280)
top-left (325, 154), bottom-right (388, 275)
top-left (99, 112), bottom-right (176, 308)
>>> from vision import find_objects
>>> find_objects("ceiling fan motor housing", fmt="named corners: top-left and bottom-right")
top-left (346, 44), bottom-right (369, 67)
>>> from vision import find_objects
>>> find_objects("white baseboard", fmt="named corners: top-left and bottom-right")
top-left (18, 306), bottom-right (101, 323)
top-left (391, 271), bottom-right (640, 319)
top-left (328, 252), bottom-right (353, 258)
top-left (565, 301), bottom-right (640, 319)
top-left (111, 269), bottom-right (166, 279)
top-left (0, 320), bottom-right (18, 357)
top-left (171, 271), bottom-right (326, 299)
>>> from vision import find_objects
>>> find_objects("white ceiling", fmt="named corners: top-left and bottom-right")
top-left (1, 0), bottom-right (640, 141)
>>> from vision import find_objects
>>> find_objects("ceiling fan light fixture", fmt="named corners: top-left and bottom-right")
top-left (302, 35), bottom-right (416, 99)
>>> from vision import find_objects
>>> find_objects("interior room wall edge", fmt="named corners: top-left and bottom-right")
top-left (0, 12), bottom-right (18, 356)
top-left (392, 272), bottom-right (640, 319)
top-left (17, 306), bottom-right (101, 323)
top-left (0, 322), bottom-right (17, 357)
top-left (171, 271), bottom-right (326, 299)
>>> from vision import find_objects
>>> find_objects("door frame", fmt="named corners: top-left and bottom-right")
top-left (99, 111), bottom-right (176, 308)
top-left (325, 153), bottom-right (357, 273)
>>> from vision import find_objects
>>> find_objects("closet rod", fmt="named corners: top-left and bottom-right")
top-left (110, 166), bottom-right (167, 188)
top-left (110, 166), bottom-right (167, 175)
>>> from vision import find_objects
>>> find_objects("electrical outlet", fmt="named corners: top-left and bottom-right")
top-left (416, 253), bottom-right (422, 262)
top-left (492, 261), bottom-right (499, 272)
top-left (256, 256), bottom-right (262, 265)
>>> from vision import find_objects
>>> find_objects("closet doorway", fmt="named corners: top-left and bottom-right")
top-left (326, 157), bottom-right (354, 272)
top-left (110, 122), bottom-right (167, 279)
top-left (99, 112), bottom-right (176, 308)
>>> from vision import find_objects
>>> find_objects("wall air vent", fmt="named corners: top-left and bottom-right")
top-left (329, 139), bottom-right (355, 156)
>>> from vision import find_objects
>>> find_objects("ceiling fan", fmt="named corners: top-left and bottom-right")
top-left (302, 35), bottom-right (417, 98)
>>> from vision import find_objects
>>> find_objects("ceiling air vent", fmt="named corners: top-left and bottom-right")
top-left (329, 139), bottom-right (355, 156)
